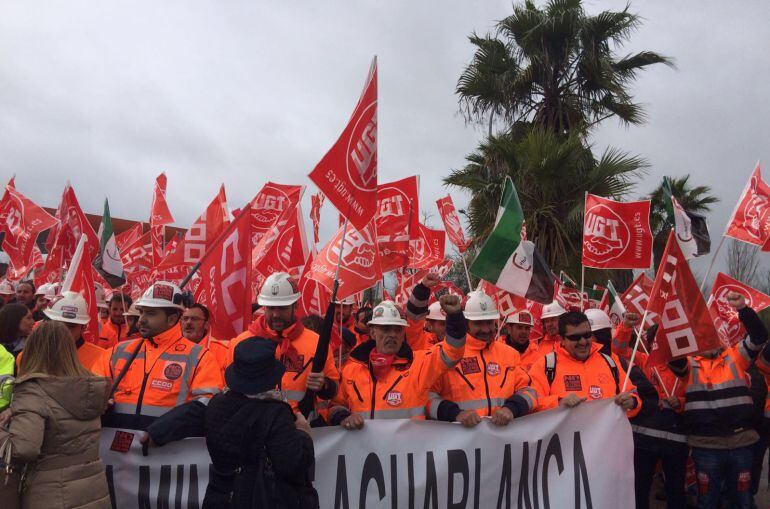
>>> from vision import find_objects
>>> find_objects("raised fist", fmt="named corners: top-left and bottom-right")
top-left (439, 294), bottom-right (462, 315)
top-left (726, 292), bottom-right (747, 311)
top-left (422, 272), bottom-right (441, 289)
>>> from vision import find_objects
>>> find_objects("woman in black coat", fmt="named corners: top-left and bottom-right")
top-left (145, 338), bottom-right (318, 509)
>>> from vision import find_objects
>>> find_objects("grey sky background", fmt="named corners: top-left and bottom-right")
top-left (1, 1), bottom-right (768, 280)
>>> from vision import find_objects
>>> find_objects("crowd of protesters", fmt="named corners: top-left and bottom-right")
top-left (0, 270), bottom-right (769, 509)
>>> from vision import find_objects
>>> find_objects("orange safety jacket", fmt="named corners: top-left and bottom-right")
top-left (529, 343), bottom-right (641, 418)
top-left (504, 338), bottom-right (542, 372)
top-left (95, 319), bottom-right (127, 349)
top-left (429, 335), bottom-right (537, 421)
top-left (197, 333), bottom-right (229, 373)
top-left (94, 323), bottom-right (223, 430)
top-left (329, 317), bottom-right (466, 423)
top-left (537, 334), bottom-right (559, 355)
top-left (228, 316), bottom-right (340, 413)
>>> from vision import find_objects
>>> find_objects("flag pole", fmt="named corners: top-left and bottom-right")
top-left (699, 234), bottom-right (727, 292)
top-left (580, 265), bottom-right (586, 312)
top-left (459, 250), bottom-right (473, 292)
top-left (621, 309), bottom-right (648, 393)
top-left (635, 334), bottom-right (672, 399)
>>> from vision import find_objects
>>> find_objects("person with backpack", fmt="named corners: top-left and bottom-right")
top-left (528, 310), bottom-right (641, 416)
top-left (144, 337), bottom-right (319, 509)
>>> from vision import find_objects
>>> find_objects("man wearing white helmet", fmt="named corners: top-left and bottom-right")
top-left (94, 283), bottom-right (109, 324)
top-left (38, 291), bottom-right (105, 371)
top-left (538, 301), bottom-right (566, 354)
top-left (504, 309), bottom-right (541, 371)
top-left (330, 294), bottom-right (467, 429)
top-left (0, 281), bottom-right (14, 306)
top-left (227, 272), bottom-right (339, 415)
top-left (96, 292), bottom-right (133, 349)
top-left (428, 291), bottom-right (537, 428)
top-left (94, 281), bottom-right (223, 430)
top-left (32, 283), bottom-right (57, 321)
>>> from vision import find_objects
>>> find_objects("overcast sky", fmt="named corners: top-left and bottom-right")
top-left (2, 0), bottom-right (769, 278)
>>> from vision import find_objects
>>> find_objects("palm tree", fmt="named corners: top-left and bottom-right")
top-left (648, 175), bottom-right (719, 269)
top-left (444, 128), bottom-right (646, 276)
top-left (457, 0), bottom-right (673, 136)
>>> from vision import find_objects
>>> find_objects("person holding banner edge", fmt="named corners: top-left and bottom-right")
top-left (329, 291), bottom-right (466, 429)
top-left (428, 291), bottom-right (538, 427)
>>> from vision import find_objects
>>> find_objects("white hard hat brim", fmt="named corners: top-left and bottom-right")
top-left (369, 318), bottom-right (408, 327)
top-left (257, 294), bottom-right (301, 307)
top-left (43, 309), bottom-right (90, 325)
top-left (465, 312), bottom-right (501, 321)
top-left (134, 299), bottom-right (186, 310)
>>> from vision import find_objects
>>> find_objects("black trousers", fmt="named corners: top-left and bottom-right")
top-left (634, 445), bottom-right (688, 509)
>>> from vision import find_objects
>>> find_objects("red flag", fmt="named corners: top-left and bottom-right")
top-left (621, 273), bottom-right (656, 329)
top-left (310, 193), bottom-right (325, 245)
top-left (297, 249), bottom-right (331, 318)
top-left (582, 194), bottom-right (653, 269)
top-left (436, 195), bottom-right (468, 253)
top-left (256, 203), bottom-right (309, 277)
top-left (116, 223), bottom-right (144, 252)
top-left (308, 58), bottom-right (378, 231)
top-left (646, 231), bottom-right (722, 366)
top-left (251, 182), bottom-right (303, 247)
top-left (553, 277), bottom-right (583, 311)
top-left (395, 268), bottom-right (427, 308)
top-left (708, 272), bottom-right (770, 346)
top-left (8, 246), bottom-right (44, 282)
top-left (46, 184), bottom-right (99, 263)
top-left (376, 176), bottom-right (419, 240)
top-left (0, 185), bottom-right (58, 270)
top-left (121, 231), bottom-right (153, 274)
top-left (727, 164), bottom-right (770, 246)
top-left (408, 224), bottom-right (446, 270)
top-left (194, 207), bottom-right (252, 341)
top-left (156, 185), bottom-right (230, 269)
top-left (0, 177), bottom-right (15, 230)
top-left (307, 219), bottom-right (381, 300)
top-left (61, 236), bottom-right (99, 344)
top-left (150, 173), bottom-right (174, 267)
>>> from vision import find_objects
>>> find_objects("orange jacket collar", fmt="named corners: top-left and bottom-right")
top-left (149, 323), bottom-right (183, 347)
top-left (247, 315), bottom-right (304, 341)
top-left (555, 341), bottom-right (603, 362)
top-left (466, 335), bottom-right (492, 352)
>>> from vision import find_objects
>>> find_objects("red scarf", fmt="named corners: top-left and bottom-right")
top-left (248, 315), bottom-right (305, 360)
top-left (369, 350), bottom-right (396, 382)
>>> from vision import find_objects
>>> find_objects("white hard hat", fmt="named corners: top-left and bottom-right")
top-left (463, 291), bottom-right (500, 321)
top-left (426, 301), bottom-right (446, 321)
top-left (35, 283), bottom-right (57, 299)
top-left (585, 308), bottom-right (613, 331)
top-left (507, 309), bottom-right (534, 326)
top-left (94, 283), bottom-right (108, 309)
top-left (333, 295), bottom-right (356, 305)
top-left (541, 301), bottom-right (566, 319)
top-left (135, 281), bottom-right (186, 310)
top-left (369, 300), bottom-right (408, 327)
top-left (44, 291), bottom-right (90, 325)
top-left (123, 303), bottom-right (141, 317)
top-left (257, 272), bottom-right (301, 306)
top-left (0, 281), bottom-right (14, 295)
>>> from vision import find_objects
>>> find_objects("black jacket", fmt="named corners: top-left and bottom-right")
top-left (148, 391), bottom-right (318, 509)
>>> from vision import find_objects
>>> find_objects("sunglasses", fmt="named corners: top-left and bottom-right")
top-left (563, 332), bottom-right (593, 342)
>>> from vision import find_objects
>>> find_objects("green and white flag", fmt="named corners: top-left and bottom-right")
top-left (93, 198), bottom-right (126, 288)
top-left (663, 177), bottom-right (710, 260)
top-left (606, 280), bottom-right (627, 326)
top-left (470, 176), bottom-right (555, 303)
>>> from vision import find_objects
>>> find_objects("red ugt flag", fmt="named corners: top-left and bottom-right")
top-left (708, 272), bottom-right (770, 346)
top-left (61, 235), bottom-right (99, 344)
top-left (646, 231), bottom-right (722, 366)
top-left (436, 195), bottom-right (468, 253)
top-left (582, 194), bottom-right (652, 269)
top-left (309, 57), bottom-right (378, 232)
top-left (408, 223), bottom-right (445, 270)
top-left (194, 207), bottom-right (252, 341)
top-left (150, 173), bottom-right (174, 267)
top-left (376, 177), bottom-right (420, 272)
top-left (0, 185), bottom-right (58, 270)
top-left (307, 219), bottom-right (381, 300)
top-left (727, 164), bottom-right (770, 246)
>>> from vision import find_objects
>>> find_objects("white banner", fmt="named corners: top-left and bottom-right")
top-left (100, 399), bottom-right (634, 508)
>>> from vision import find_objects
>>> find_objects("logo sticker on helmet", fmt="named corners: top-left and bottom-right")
top-left (153, 284), bottom-right (174, 302)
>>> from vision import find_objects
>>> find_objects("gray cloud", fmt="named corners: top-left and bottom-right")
top-left (1, 0), bottom-right (767, 280)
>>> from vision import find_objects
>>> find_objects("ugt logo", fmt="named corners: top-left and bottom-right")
top-left (583, 204), bottom-right (630, 261)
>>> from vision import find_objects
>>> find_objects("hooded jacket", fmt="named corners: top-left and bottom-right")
top-left (0, 373), bottom-right (111, 509)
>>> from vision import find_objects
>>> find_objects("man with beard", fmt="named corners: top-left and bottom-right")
top-left (181, 303), bottom-right (228, 370)
top-left (428, 292), bottom-right (537, 427)
top-left (504, 310), bottom-right (540, 372)
top-left (227, 272), bottom-right (339, 414)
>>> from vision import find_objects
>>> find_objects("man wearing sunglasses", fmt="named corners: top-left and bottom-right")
top-left (529, 310), bottom-right (641, 416)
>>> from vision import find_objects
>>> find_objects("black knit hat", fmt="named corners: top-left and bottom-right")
top-left (224, 337), bottom-right (285, 395)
